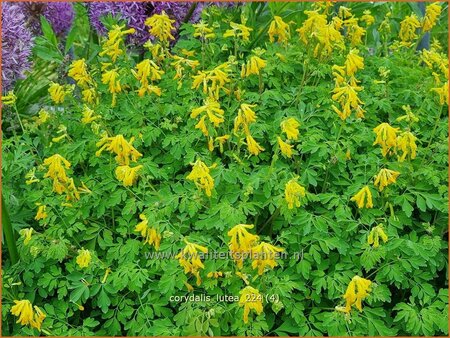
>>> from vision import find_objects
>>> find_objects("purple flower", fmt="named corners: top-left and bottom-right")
top-left (151, 2), bottom-right (204, 27)
top-left (1, 2), bottom-right (34, 92)
top-left (18, 2), bottom-right (75, 37)
top-left (88, 2), bottom-right (152, 45)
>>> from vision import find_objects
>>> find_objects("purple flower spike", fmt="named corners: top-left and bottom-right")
top-left (1, 2), bottom-right (34, 92)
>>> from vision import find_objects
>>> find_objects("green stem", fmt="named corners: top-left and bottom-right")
top-left (422, 105), bottom-right (444, 164)
top-left (2, 194), bottom-right (19, 265)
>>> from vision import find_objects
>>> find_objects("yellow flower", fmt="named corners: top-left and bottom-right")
top-left (368, 224), bottom-right (388, 248)
top-left (207, 271), bottom-right (223, 278)
top-left (101, 268), bottom-right (112, 284)
top-left (242, 55), bottom-right (266, 77)
top-left (43, 154), bottom-right (71, 188)
top-left (431, 82), bottom-right (449, 105)
top-left (347, 23), bottom-right (366, 46)
top-left (280, 118), bottom-right (300, 140)
top-left (175, 240), bottom-right (208, 286)
top-left (373, 123), bottom-right (400, 157)
top-left (399, 14), bottom-right (421, 43)
top-left (396, 131), bottom-right (417, 162)
top-left (81, 106), bottom-right (101, 124)
top-left (350, 186), bottom-right (373, 209)
top-left (35, 205), bottom-right (48, 221)
top-left (268, 16), bottom-right (290, 45)
top-left (422, 3), bottom-right (441, 32)
top-left (246, 135), bottom-right (264, 156)
top-left (30, 306), bottom-right (46, 331)
top-left (76, 249), bottom-right (91, 268)
top-left (133, 59), bottom-right (164, 87)
top-left (193, 21), bottom-right (215, 39)
top-left (10, 300), bottom-right (34, 326)
top-left (99, 24), bottom-right (135, 61)
top-left (215, 135), bottom-right (230, 153)
top-left (345, 49), bottom-right (364, 77)
top-left (192, 62), bottom-right (231, 95)
top-left (191, 97), bottom-right (225, 127)
top-left (238, 286), bottom-right (264, 324)
top-left (285, 178), bottom-right (306, 209)
top-left (145, 11), bottom-right (175, 42)
top-left (184, 281), bottom-right (194, 292)
top-left (82, 88), bottom-right (97, 105)
top-left (171, 55), bottom-right (200, 80)
top-left (186, 159), bottom-right (215, 197)
top-left (96, 134), bottom-right (142, 165)
top-left (134, 214), bottom-right (161, 250)
top-left (19, 228), bottom-right (33, 245)
top-left (143, 41), bottom-right (165, 61)
top-left (374, 168), bottom-right (400, 191)
top-left (195, 115), bottom-right (209, 136)
top-left (48, 83), bottom-right (68, 104)
top-left (68, 59), bottom-right (93, 88)
top-left (25, 167), bottom-right (40, 185)
top-left (228, 224), bottom-right (259, 268)
top-left (115, 165), bottom-right (143, 187)
top-left (1, 91), bottom-right (17, 105)
top-left (34, 109), bottom-right (50, 126)
top-left (234, 103), bottom-right (257, 134)
top-left (251, 242), bottom-right (284, 275)
top-left (278, 137), bottom-right (293, 158)
top-left (223, 21), bottom-right (253, 42)
top-left (208, 137), bottom-right (214, 152)
top-left (66, 178), bottom-right (80, 202)
top-left (338, 276), bottom-right (372, 313)
top-left (360, 10), bottom-right (375, 26)
top-left (332, 80), bottom-right (365, 120)
top-left (101, 68), bottom-right (121, 94)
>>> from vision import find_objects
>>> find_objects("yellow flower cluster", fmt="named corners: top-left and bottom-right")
top-left (238, 286), bottom-right (264, 323)
top-left (278, 117), bottom-right (300, 158)
top-left (192, 62), bottom-right (232, 97)
top-left (134, 214), bottom-right (161, 250)
top-left (399, 14), bottom-right (421, 45)
top-left (10, 300), bottom-right (46, 331)
top-left (48, 82), bottom-right (73, 104)
top-left (43, 154), bottom-right (80, 201)
top-left (68, 59), bottom-right (98, 105)
top-left (374, 168), bottom-right (400, 191)
top-left (145, 11), bottom-right (175, 43)
top-left (233, 103), bottom-right (265, 156)
top-left (223, 21), bottom-right (253, 43)
top-left (193, 21), bottom-right (215, 40)
top-left (350, 186), bottom-right (373, 209)
top-left (336, 276), bottom-right (372, 313)
top-left (422, 3), bottom-right (442, 32)
top-left (76, 248), bottom-right (91, 268)
top-left (35, 204), bottom-right (48, 221)
top-left (99, 24), bottom-right (135, 62)
top-left (227, 224), bottom-right (283, 275)
top-left (268, 16), bottom-right (290, 45)
top-left (421, 44), bottom-right (449, 106)
top-left (186, 159), bottom-right (216, 197)
top-left (175, 240), bottom-right (208, 286)
top-left (96, 134), bottom-right (143, 186)
top-left (368, 224), bottom-right (388, 248)
top-left (241, 54), bottom-right (266, 78)
top-left (332, 49), bottom-right (365, 120)
top-left (133, 59), bottom-right (164, 97)
top-left (285, 177), bottom-right (306, 209)
top-left (19, 228), bottom-right (33, 245)
top-left (171, 55), bottom-right (200, 88)
top-left (373, 122), bottom-right (417, 161)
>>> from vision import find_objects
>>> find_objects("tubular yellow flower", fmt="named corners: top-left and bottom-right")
top-left (96, 134), bottom-right (143, 165)
top-left (347, 22), bottom-right (366, 47)
top-left (215, 135), bottom-right (230, 153)
top-left (373, 123), bottom-right (400, 157)
top-left (101, 68), bottom-right (121, 94)
top-left (345, 49), bottom-right (364, 77)
top-left (285, 178), bottom-right (306, 209)
top-left (134, 214), bottom-right (161, 250)
top-left (186, 159), bottom-right (215, 197)
top-left (171, 55), bottom-right (200, 81)
top-left (99, 24), bottom-right (135, 61)
top-left (368, 224), bottom-right (388, 248)
top-left (332, 79), bottom-right (365, 120)
top-left (175, 240), bottom-right (208, 286)
top-left (228, 224), bottom-right (259, 268)
top-left (81, 106), bottom-right (101, 124)
top-left (399, 14), bottom-right (421, 43)
top-left (360, 10), bottom-right (375, 26)
top-left (338, 276), bottom-right (372, 313)
top-left (280, 118), bottom-right (300, 141)
top-left (423, 3), bottom-right (441, 32)
top-left (76, 249), bottom-right (91, 268)
top-left (193, 21), bottom-right (215, 39)
top-left (101, 268), bottom-right (112, 284)
top-left (115, 165), bottom-right (143, 187)
top-left (30, 306), bottom-right (46, 331)
top-left (10, 300), bottom-right (34, 326)
top-left (138, 85), bottom-right (162, 97)
top-left (374, 168), bottom-right (400, 191)
top-left (223, 21), bottom-right (253, 42)
top-left (82, 87), bottom-right (97, 105)
top-left (191, 62), bottom-right (231, 94)
top-left (246, 135), bottom-right (264, 156)
top-left (396, 131), bottom-right (417, 162)
top-left (25, 168), bottom-right (40, 185)
top-left (238, 286), bottom-right (264, 324)
top-left (43, 154), bottom-right (71, 185)
top-left (207, 271), bottom-right (223, 278)
top-left (242, 55), bottom-right (267, 77)
top-left (48, 83), bottom-right (67, 104)
top-left (133, 59), bottom-right (164, 87)
top-left (195, 115), bottom-right (209, 136)
top-left (68, 59), bottom-right (93, 88)
top-left (191, 97), bottom-right (225, 127)
top-left (350, 186), bottom-right (373, 209)
top-left (251, 242), bottom-right (284, 275)
top-left (19, 228), bottom-right (33, 245)
top-left (145, 11), bottom-right (175, 42)
top-left (277, 137), bottom-right (293, 158)
top-left (1, 91), bottom-right (17, 105)
top-left (268, 16), bottom-right (290, 45)
top-left (35, 205), bottom-right (48, 220)
top-left (431, 82), bottom-right (449, 105)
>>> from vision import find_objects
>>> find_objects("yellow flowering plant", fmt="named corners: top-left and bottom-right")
top-left (2, 2), bottom-right (448, 337)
